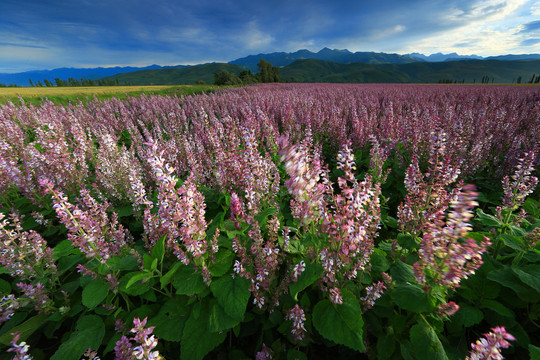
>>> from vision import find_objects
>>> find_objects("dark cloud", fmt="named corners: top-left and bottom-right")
top-left (521, 38), bottom-right (540, 46)
top-left (0, 0), bottom-right (537, 72)
top-left (520, 20), bottom-right (540, 33)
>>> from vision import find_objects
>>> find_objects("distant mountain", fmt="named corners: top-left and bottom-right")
top-left (0, 65), bottom-right (186, 87)
top-left (229, 48), bottom-right (423, 72)
top-left (102, 63), bottom-right (245, 85)
top-left (407, 52), bottom-right (483, 62)
top-left (407, 52), bottom-right (540, 62)
top-left (281, 58), bottom-right (540, 83)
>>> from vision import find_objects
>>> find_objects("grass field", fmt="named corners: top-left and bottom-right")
top-left (0, 84), bottom-right (220, 105)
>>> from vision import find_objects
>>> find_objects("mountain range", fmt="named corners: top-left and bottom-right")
top-left (1, 48), bottom-right (540, 86)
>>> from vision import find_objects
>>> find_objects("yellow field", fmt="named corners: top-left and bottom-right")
top-left (0, 85), bottom-right (180, 98)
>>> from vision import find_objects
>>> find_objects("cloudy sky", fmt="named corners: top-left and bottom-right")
top-left (1, 0), bottom-right (539, 72)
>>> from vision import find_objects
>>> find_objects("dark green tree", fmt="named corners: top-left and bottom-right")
top-left (256, 59), bottom-right (282, 83)
top-left (214, 71), bottom-right (242, 86)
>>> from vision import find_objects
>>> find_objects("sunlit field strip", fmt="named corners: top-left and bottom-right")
top-left (0, 84), bottom-right (220, 104)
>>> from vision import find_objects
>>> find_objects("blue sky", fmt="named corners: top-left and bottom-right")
top-left (1, 0), bottom-right (539, 72)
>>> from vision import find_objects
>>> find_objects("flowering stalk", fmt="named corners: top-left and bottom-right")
top-left (465, 326), bottom-right (515, 360)
top-left (7, 332), bottom-right (33, 360)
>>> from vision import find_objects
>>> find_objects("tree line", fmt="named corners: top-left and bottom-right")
top-left (27, 77), bottom-right (120, 87)
top-left (214, 59), bottom-right (282, 85)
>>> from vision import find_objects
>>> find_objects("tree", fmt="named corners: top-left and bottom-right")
top-left (256, 59), bottom-right (282, 83)
top-left (214, 71), bottom-right (242, 86)
top-left (239, 70), bottom-right (257, 84)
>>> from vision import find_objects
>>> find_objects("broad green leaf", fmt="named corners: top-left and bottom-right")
top-left (476, 209), bottom-right (502, 227)
top-left (82, 279), bottom-right (109, 309)
top-left (488, 267), bottom-right (540, 302)
top-left (51, 315), bottom-right (105, 360)
top-left (390, 260), bottom-right (416, 285)
top-left (397, 233), bottom-right (419, 250)
top-left (119, 272), bottom-right (154, 296)
top-left (289, 261), bottom-right (323, 301)
top-left (287, 349), bottom-right (308, 360)
top-left (0, 314), bottom-right (48, 346)
top-left (115, 205), bottom-right (133, 218)
top-left (210, 275), bottom-right (250, 320)
top-left (523, 198), bottom-right (540, 217)
top-left (371, 248), bottom-right (390, 272)
top-left (452, 304), bottom-right (483, 327)
top-left (208, 301), bottom-right (241, 333)
top-left (530, 344), bottom-right (540, 360)
top-left (500, 234), bottom-right (523, 251)
top-left (480, 299), bottom-right (514, 318)
top-left (409, 323), bottom-right (449, 360)
top-left (160, 262), bottom-right (183, 289)
top-left (208, 249), bottom-right (234, 277)
top-left (312, 289), bottom-right (365, 351)
top-left (172, 265), bottom-right (207, 295)
top-left (125, 271), bottom-right (154, 290)
top-left (181, 299), bottom-right (226, 360)
top-left (57, 254), bottom-right (85, 275)
top-left (150, 296), bottom-right (190, 341)
top-left (151, 236), bottom-right (166, 265)
top-left (512, 265), bottom-right (540, 293)
top-left (53, 239), bottom-right (75, 259)
top-left (377, 334), bottom-right (396, 360)
top-left (392, 285), bottom-right (435, 313)
top-left (0, 278), bottom-right (10, 293)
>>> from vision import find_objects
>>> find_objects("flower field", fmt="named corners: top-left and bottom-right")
top-left (0, 83), bottom-right (539, 360)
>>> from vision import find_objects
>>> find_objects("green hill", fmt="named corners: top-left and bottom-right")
top-left (281, 59), bottom-right (540, 83)
top-left (103, 63), bottom-right (246, 85)
top-left (101, 59), bottom-right (540, 85)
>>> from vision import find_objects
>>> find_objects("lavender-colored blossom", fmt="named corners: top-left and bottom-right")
top-left (465, 326), bottom-right (515, 360)
top-left (501, 151), bottom-right (538, 211)
top-left (7, 332), bottom-right (33, 360)
top-left (286, 304), bottom-right (307, 341)
top-left (361, 281), bottom-right (386, 311)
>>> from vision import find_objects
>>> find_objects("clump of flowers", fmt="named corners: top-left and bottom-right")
top-left (286, 304), bottom-right (307, 342)
top-left (40, 178), bottom-right (131, 264)
top-left (142, 141), bottom-right (210, 264)
top-left (500, 151), bottom-right (538, 211)
top-left (7, 332), bottom-right (33, 360)
top-left (413, 185), bottom-right (491, 291)
top-left (0, 212), bottom-right (56, 282)
top-left (360, 281), bottom-right (386, 311)
top-left (465, 326), bottom-right (515, 360)
top-left (114, 317), bottom-right (163, 360)
top-left (397, 130), bottom-right (462, 235)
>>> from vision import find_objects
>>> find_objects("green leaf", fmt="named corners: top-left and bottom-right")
top-left (530, 344), bottom-right (540, 360)
top-left (53, 239), bottom-right (75, 259)
top-left (151, 236), bottom-right (166, 265)
top-left (160, 262), bottom-right (183, 289)
top-left (0, 314), bottom-right (48, 346)
top-left (50, 315), bottom-right (105, 360)
top-left (82, 279), bottom-right (109, 309)
top-left (289, 261), bottom-right (323, 301)
top-left (488, 267), bottom-right (540, 302)
top-left (126, 271), bottom-right (154, 290)
top-left (512, 265), bottom-right (540, 293)
top-left (476, 209), bottom-right (502, 227)
top-left (119, 272), bottom-right (154, 296)
top-left (371, 248), bottom-right (390, 272)
top-left (115, 205), bottom-right (133, 218)
top-left (480, 299), bottom-right (514, 318)
top-left (210, 275), bottom-right (250, 321)
top-left (312, 289), bottom-right (365, 351)
top-left (150, 296), bottom-right (190, 342)
top-left (500, 234), bottom-right (523, 251)
top-left (208, 301), bottom-right (241, 333)
top-left (172, 265), bottom-right (207, 295)
top-left (0, 278), bottom-right (10, 293)
top-left (409, 323), bottom-right (448, 360)
top-left (523, 198), bottom-right (540, 217)
top-left (377, 335), bottom-right (396, 360)
top-left (397, 233), bottom-right (419, 250)
top-left (181, 299), bottom-right (226, 360)
top-left (287, 349), bottom-right (308, 360)
top-left (208, 249), bottom-right (234, 277)
top-left (452, 304), bottom-right (483, 327)
top-left (390, 259), bottom-right (416, 285)
top-left (392, 285), bottom-right (435, 313)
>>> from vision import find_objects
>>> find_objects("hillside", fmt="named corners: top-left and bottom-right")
top-left (280, 59), bottom-right (540, 83)
top-left (102, 63), bottom-right (245, 85)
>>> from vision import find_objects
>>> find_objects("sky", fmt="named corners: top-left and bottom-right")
top-left (0, 0), bottom-right (539, 73)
